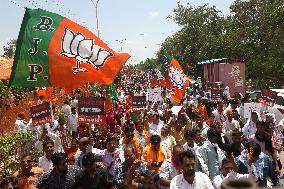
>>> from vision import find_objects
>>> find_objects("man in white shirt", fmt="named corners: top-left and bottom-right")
top-left (38, 140), bottom-right (54, 172)
top-left (212, 102), bottom-right (226, 123)
top-left (92, 135), bottom-right (123, 176)
top-left (34, 125), bottom-right (62, 152)
top-left (223, 109), bottom-right (240, 142)
top-left (15, 113), bottom-right (28, 132)
top-left (213, 158), bottom-right (255, 189)
top-left (183, 129), bottom-right (205, 172)
top-left (62, 100), bottom-right (71, 117)
top-left (160, 145), bottom-right (184, 189)
top-left (170, 150), bottom-right (214, 189)
top-left (67, 107), bottom-right (79, 138)
top-left (148, 114), bottom-right (163, 136)
top-left (242, 111), bottom-right (258, 139)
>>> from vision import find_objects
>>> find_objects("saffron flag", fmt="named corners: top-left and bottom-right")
top-left (10, 8), bottom-right (130, 89)
top-left (37, 87), bottom-right (53, 100)
top-left (0, 56), bottom-right (13, 79)
top-left (163, 52), bottom-right (190, 104)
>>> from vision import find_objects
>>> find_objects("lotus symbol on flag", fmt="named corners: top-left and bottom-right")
top-left (169, 65), bottom-right (187, 89)
top-left (60, 28), bottom-right (113, 74)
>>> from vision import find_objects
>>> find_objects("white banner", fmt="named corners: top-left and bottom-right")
top-left (147, 87), bottom-right (163, 102)
top-left (172, 106), bottom-right (183, 115)
top-left (244, 103), bottom-right (262, 119)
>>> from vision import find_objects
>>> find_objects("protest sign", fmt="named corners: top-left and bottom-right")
top-left (258, 89), bottom-right (277, 107)
top-left (148, 87), bottom-right (163, 102)
top-left (244, 103), bottom-right (262, 119)
top-left (30, 101), bottom-right (52, 126)
top-left (132, 96), bottom-right (147, 111)
top-left (78, 97), bottom-right (106, 125)
top-left (211, 88), bottom-right (223, 102)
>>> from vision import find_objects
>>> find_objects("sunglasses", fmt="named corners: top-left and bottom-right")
top-left (21, 160), bottom-right (32, 164)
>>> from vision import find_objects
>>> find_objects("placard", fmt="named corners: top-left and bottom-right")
top-left (132, 96), bottom-right (147, 111)
top-left (244, 103), bottom-right (262, 119)
top-left (211, 89), bottom-right (223, 102)
top-left (148, 87), bottom-right (163, 102)
top-left (30, 101), bottom-right (52, 126)
top-left (258, 89), bottom-right (277, 107)
top-left (78, 97), bottom-right (106, 125)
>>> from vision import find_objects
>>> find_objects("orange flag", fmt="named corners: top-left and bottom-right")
top-left (0, 56), bottom-right (13, 79)
top-left (37, 87), bottom-right (53, 100)
top-left (163, 52), bottom-right (190, 104)
top-left (10, 8), bottom-right (130, 90)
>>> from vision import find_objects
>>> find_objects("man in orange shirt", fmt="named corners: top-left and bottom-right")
top-left (195, 96), bottom-right (209, 123)
top-left (142, 135), bottom-right (171, 173)
top-left (13, 154), bottom-right (44, 189)
top-left (121, 121), bottom-right (142, 160)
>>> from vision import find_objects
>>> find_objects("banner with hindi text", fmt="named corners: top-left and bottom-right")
top-left (78, 97), bottom-right (106, 125)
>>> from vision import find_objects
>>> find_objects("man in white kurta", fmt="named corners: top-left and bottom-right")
top-left (170, 150), bottom-right (213, 189)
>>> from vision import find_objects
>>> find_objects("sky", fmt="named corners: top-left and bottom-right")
top-left (0, 0), bottom-right (235, 64)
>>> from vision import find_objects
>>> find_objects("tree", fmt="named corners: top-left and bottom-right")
top-left (157, 3), bottom-right (230, 77)
top-left (3, 39), bottom-right (17, 58)
top-left (226, 0), bottom-right (284, 89)
top-left (156, 0), bottom-right (284, 89)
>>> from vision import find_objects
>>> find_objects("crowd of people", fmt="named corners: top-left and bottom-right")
top-left (0, 73), bottom-right (284, 189)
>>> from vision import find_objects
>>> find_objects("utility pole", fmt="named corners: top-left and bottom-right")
top-left (91, 0), bottom-right (101, 37)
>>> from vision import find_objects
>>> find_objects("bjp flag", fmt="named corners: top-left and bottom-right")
top-left (10, 8), bottom-right (130, 89)
top-left (163, 52), bottom-right (190, 104)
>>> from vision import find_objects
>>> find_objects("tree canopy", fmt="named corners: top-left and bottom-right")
top-left (155, 0), bottom-right (284, 89)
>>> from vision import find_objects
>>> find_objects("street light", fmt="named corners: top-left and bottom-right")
top-left (115, 38), bottom-right (126, 51)
top-left (91, 0), bottom-right (101, 37)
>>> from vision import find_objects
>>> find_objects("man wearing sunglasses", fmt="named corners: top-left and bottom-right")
top-left (13, 154), bottom-right (43, 189)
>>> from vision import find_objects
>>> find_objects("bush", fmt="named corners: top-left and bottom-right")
top-left (0, 131), bottom-right (35, 177)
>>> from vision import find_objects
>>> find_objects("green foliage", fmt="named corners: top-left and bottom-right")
top-left (3, 39), bottom-right (17, 58)
top-left (0, 80), bottom-right (8, 99)
top-left (0, 131), bottom-right (35, 176)
top-left (156, 0), bottom-right (284, 89)
top-left (227, 0), bottom-right (284, 89)
top-left (55, 106), bottom-right (67, 124)
top-left (158, 3), bottom-right (229, 76)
